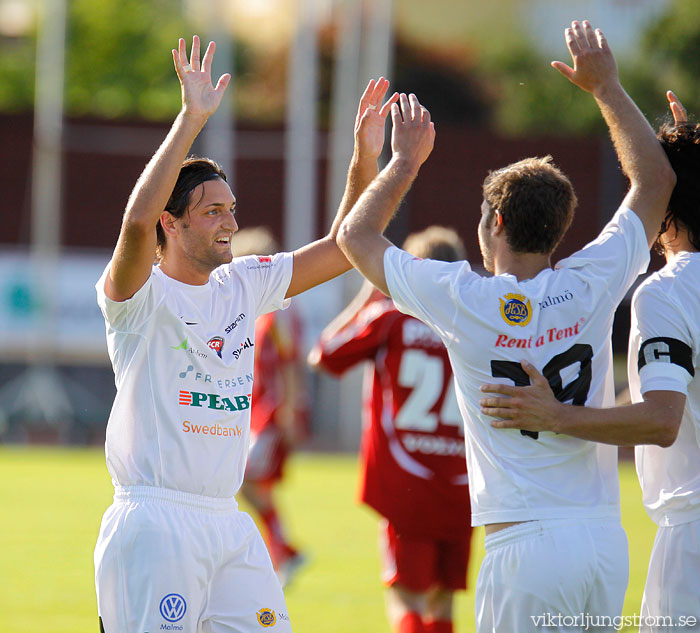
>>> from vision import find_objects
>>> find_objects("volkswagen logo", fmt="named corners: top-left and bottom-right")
top-left (160, 593), bottom-right (187, 622)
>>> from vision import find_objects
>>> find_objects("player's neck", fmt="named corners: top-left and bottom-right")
top-left (494, 251), bottom-right (552, 281)
top-left (159, 253), bottom-right (212, 286)
top-left (662, 228), bottom-right (697, 262)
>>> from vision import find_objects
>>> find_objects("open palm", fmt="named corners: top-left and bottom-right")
top-left (354, 77), bottom-right (399, 161)
top-left (173, 35), bottom-right (231, 119)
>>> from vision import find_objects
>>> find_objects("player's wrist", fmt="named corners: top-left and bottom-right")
top-left (387, 154), bottom-right (422, 180)
top-left (550, 402), bottom-right (574, 434)
top-left (591, 78), bottom-right (624, 102)
top-left (179, 107), bottom-right (209, 128)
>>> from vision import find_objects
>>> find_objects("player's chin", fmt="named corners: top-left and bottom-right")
top-left (214, 246), bottom-right (234, 264)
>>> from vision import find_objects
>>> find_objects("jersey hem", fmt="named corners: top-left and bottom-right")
top-left (471, 504), bottom-right (620, 527)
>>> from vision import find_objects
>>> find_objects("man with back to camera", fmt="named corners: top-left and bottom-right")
top-left (334, 21), bottom-right (675, 632)
top-left (309, 226), bottom-right (472, 633)
top-left (94, 35), bottom-right (398, 632)
top-left (479, 92), bottom-right (700, 633)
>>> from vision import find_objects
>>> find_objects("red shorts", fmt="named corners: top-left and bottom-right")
top-left (245, 426), bottom-right (288, 484)
top-left (378, 519), bottom-right (472, 593)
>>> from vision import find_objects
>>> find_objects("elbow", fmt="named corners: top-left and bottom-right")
top-left (122, 211), bottom-right (157, 236)
top-left (654, 417), bottom-right (682, 448)
top-left (337, 222), bottom-right (359, 260)
top-left (655, 425), bottom-right (680, 448)
top-left (653, 162), bottom-right (677, 200)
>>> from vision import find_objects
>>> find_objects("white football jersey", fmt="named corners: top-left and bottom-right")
top-left (385, 207), bottom-right (649, 526)
top-left (628, 251), bottom-right (700, 527)
top-left (96, 253), bottom-right (293, 498)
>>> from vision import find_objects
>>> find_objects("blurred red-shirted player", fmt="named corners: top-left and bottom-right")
top-left (233, 227), bottom-right (309, 587)
top-left (309, 227), bottom-right (472, 633)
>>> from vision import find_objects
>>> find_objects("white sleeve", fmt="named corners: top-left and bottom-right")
top-left (384, 245), bottom-right (472, 345)
top-left (95, 262), bottom-right (165, 333)
top-left (555, 206), bottom-right (650, 305)
top-left (633, 284), bottom-right (695, 396)
top-left (228, 252), bottom-right (294, 318)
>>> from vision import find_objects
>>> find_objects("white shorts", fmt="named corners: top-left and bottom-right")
top-left (94, 485), bottom-right (292, 633)
top-left (476, 517), bottom-right (628, 633)
top-left (641, 519), bottom-right (700, 633)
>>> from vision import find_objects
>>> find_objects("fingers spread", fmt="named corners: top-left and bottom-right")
top-left (551, 60), bottom-right (575, 81)
top-left (399, 92), bottom-right (410, 121)
top-left (480, 383), bottom-right (517, 396)
top-left (378, 92), bottom-right (399, 118)
top-left (595, 27), bottom-right (609, 52)
top-left (360, 79), bottom-right (376, 106)
top-left (190, 34), bottom-right (201, 71)
top-left (390, 101), bottom-right (402, 126)
top-left (409, 93), bottom-right (420, 120)
top-left (570, 21), bottom-right (586, 49)
top-left (215, 73), bottom-right (231, 94)
top-left (667, 90), bottom-right (688, 125)
top-left (178, 38), bottom-right (188, 67)
top-left (201, 40), bottom-right (216, 75)
top-left (581, 20), bottom-right (596, 48)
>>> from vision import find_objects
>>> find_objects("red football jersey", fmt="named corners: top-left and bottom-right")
top-left (313, 295), bottom-right (470, 539)
top-left (251, 306), bottom-right (307, 434)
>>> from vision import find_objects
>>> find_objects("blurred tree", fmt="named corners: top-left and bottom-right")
top-left (641, 0), bottom-right (700, 122)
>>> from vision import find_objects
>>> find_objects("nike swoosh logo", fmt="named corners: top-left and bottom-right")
top-left (185, 321), bottom-right (198, 326)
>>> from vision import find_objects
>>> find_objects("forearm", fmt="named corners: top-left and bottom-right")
top-left (124, 110), bottom-right (207, 228)
top-left (341, 156), bottom-right (418, 242)
top-left (593, 82), bottom-right (675, 237)
top-left (328, 153), bottom-right (379, 239)
top-left (552, 397), bottom-right (681, 447)
top-left (594, 84), bottom-right (663, 184)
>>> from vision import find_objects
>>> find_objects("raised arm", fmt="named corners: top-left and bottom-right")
top-left (284, 79), bottom-right (398, 298)
top-left (336, 94), bottom-right (435, 295)
top-left (104, 36), bottom-right (230, 302)
top-left (552, 20), bottom-right (675, 246)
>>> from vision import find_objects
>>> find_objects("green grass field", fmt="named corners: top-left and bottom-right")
top-left (0, 447), bottom-right (655, 633)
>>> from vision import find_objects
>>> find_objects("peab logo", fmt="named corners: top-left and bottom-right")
top-left (160, 593), bottom-right (186, 622)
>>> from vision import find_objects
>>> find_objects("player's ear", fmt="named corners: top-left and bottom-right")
top-left (161, 211), bottom-right (178, 237)
top-left (493, 209), bottom-right (505, 234)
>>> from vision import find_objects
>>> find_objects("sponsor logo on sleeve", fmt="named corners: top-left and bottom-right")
top-left (256, 608), bottom-right (276, 627)
top-left (499, 293), bottom-right (532, 327)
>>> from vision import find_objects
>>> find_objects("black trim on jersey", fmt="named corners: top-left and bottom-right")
top-left (99, 617), bottom-right (106, 633)
top-left (638, 337), bottom-right (695, 377)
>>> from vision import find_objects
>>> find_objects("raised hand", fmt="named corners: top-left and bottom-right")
top-left (552, 20), bottom-right (618, 96)
top-left (390, 93), bottom-right (436, 170)
top-left (354, 77), bottom-right (399, 161)
top-left (172, 35), bottom-right (231, 120)
top-left (667, 90), bottom-right (688, 126)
